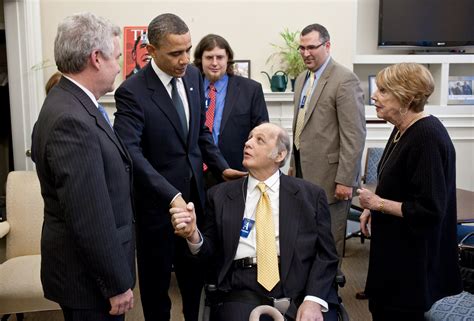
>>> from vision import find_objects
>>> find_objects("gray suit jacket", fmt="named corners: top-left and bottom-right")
top-left (291, 58), bottom-right (366, 203)
top-left (31, 77), bottom-right (135, 309)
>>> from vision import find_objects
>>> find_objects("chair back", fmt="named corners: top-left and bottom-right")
top-left (5, 171), bottom-right (44, 259)
top-left (364, 147), bottom-right (384, 185)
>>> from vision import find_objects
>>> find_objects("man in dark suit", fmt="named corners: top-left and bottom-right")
top-left (113, 13), bottom-right (245, 321)
top-left (193, 34), bottom-right (269, 187)
top-left (171, 123), bottom-right (339, 321)
top-left (31, 12), bottom-right (135, 321)
top-left (289, 24), bottom-right (366, 265)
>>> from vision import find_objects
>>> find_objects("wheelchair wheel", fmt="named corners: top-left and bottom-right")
top-left (337, 303), bottom-right (350, 321)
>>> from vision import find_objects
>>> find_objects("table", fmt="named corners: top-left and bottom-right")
top-left (351, 185), bottom-right (474, 223)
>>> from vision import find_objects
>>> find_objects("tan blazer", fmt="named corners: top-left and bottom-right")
top-left (290, 58), bottom-right (366, 204)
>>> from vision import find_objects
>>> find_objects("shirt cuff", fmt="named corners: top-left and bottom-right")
top-left (186, 229), bottom-right (203, 255)
top-left (170, 192), bottom-right (182, 207)
top-left (304, 296), bottom-right (329, 312)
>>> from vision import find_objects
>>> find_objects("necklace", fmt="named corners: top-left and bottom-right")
top-left (393, 112), bottom-right (426, 143)
top-left (379, 113), bottom-right (428, 178)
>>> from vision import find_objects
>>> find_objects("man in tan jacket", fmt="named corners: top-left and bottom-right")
top-left (289, 23), bottom-right (366, 265)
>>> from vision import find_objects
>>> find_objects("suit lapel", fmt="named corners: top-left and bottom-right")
top-left (59, 78), bottom-right (128, 160)
top-left (278, 175), bottom-right (301, 283)
top-left (145, 65), bottom-right (187, 145)
top-left (219, 179), bottom-right (247, 283)
top-left (220, 76), bottom-right (239, 133)
top-left (303, 59), bottom-right (334, 128)
top-left (181, 75), bottom-right (197, 147)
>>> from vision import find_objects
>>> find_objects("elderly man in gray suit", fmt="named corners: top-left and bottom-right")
top-left (289, 23), bottom-right (366, 265)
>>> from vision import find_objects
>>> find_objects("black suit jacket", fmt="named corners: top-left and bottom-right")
top-left (114, 64), bottom-right (228, 220)
top-left (31, 77), bottom-right (135, 309)
top-left (215, 75), bottom-right (268, 171)
top-left (199, 174), bottom-right (339, 305)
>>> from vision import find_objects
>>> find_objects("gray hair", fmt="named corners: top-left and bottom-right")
top-left (54, 12), bottom-right (121, 74)
top-left (266, 123), bottom-right (291, 168)
top-left (147, 13), bottom-right (189, 48)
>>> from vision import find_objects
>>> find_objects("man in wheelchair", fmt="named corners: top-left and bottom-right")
top-left (170, 123), bottom-right (339, 321)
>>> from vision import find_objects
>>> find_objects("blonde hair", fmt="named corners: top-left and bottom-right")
top-left (376, 63), bottom-right (434, 112)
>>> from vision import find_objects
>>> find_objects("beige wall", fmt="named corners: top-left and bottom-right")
top-left (39, 0), bottom-right (358, 90)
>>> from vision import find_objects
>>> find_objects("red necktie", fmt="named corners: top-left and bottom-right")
top-left (206, 83), bottom-right (216, 131)
top-left (203, 83), bottom-right (216, 172)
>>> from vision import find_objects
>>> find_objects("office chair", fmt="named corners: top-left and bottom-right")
top-left (345, 147), bottom-right (384, 252)
top-left (0, 171), bottom-right (60, 321)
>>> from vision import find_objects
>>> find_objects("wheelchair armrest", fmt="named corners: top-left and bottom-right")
top-left (335, 269), bottom-right (346, 288)
top-left (0, 221), bottom-right (10, 238)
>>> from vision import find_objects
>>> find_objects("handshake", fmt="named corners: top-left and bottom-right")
top-left (169, 198), bottom-right (200, 243)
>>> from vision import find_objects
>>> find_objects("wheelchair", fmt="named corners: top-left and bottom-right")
top-left (199, 270), bottom-right (350, 321)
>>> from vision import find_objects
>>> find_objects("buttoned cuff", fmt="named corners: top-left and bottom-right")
top-left (186, 229), bottom-right (203, 255)
top-left (304, 296), bottom-right (329, 312)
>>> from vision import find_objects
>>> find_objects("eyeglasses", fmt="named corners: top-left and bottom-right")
top-left (298, 42), bottom-right (326, 53)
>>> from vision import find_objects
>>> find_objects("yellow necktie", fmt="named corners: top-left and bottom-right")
top-left (256, 182), bottom-right (280, 291)
top-left (294, 71), bottom-right (315, 150)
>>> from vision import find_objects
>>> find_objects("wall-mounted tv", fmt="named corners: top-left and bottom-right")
top-left (378, 0), bottom-right (474, 50)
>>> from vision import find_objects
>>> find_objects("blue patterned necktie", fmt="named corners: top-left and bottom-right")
top-left (98, 104), bottom-right (113, 129)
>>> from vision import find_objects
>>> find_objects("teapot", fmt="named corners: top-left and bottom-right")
top-left (261, 70), bottom-right (288, 92)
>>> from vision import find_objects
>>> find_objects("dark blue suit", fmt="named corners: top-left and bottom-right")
top-left (32, 77), bottom-right (135, 312)
top-left (114, 63), bottom-right (228, 321)
top-left (214, 75), bottom-right (268, 171)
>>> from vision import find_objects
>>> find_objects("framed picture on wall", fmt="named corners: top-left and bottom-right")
top-left (448, 76), bottom-right (474, 105)
top-left (368, 75), bottom-right (377, 105)
top-left (233, 60), bottom-right (251, 78)
top-left (123, 26), bottom-right (150, 80)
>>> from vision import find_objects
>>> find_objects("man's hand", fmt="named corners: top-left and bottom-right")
top-left (334, 184), bottom-right (353, 201)
top-left (109, 288), bottom-right (134, 315)
top-left (169, 202), bottom-right (198, 240)
top-left (360, 208), bottom-right (371, 237)
top-left (222, 168), bottom-right (247, 181)
top-left (287, 166), bottom-right (295, 176)
top-left (170, 195), bottom-right (187, 209)
top-left (296, 301), bottom-right (324, 321)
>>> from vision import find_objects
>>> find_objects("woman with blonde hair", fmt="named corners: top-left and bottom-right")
top-left (358, 63), bottom-right (462, 321)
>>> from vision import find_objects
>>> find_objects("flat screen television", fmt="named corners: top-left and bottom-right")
top-left (378, 0), bottom-right (474, 50)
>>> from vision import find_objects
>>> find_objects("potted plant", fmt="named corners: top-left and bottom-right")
top-left (266, 28), bottom-right (306, 91)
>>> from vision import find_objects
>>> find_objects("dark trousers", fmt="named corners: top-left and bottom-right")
top-left (369, 300), bottom-right (425, 321)
top-left (211, 266), bottom-right (338, 321)
top-left (61, 305), bottom-right (124, 321)
top-left (136, 180), bottom-right (204, 321)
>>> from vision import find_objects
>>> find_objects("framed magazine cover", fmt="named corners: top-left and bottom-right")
top-left (123, 26), bottom-right (150, 80)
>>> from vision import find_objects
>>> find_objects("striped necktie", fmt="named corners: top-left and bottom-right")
top-left (294, 71), bottom-right (315, 150)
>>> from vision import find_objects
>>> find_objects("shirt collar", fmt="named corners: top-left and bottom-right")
top-left (313, 56), bottom-right (331, 79)
top-left (151, 58), bottom-right (174, 86)
top-left (63, 75), bottom-right (98, 108)
top-left (204, 73), bottom-right (228, 93)
top-left (248, 170), bottom-right (281, 193)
